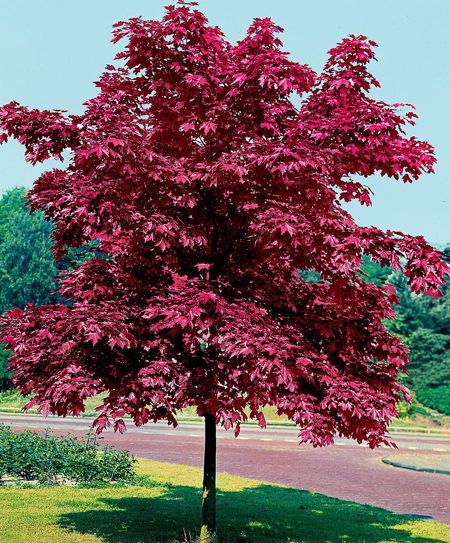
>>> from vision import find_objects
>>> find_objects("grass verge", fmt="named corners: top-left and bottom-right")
top-left (1, 391), bottom-right (449, 433)
top-left (0, 458), bottom-right (449, 543)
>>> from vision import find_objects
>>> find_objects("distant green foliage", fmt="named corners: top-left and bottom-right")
top-left (360, 255), bottom-right (393, 286)
top-left (407, 329), bottom-right (450, 387)
top-left (416, 385), bottom-right (450, 415)
top-left (0, 344), bottom-right (12, 391)
top-left (0, 188), bottom-right (102, 314)
top-left (0, 188), bottom-right (30, 243)
top-left (0, 188), bottom-right (56, 313)
top-left (298, 269), bottom-right (322, 283)
top-left (0, 424), bottom-right (136, 485)
top-left (361, 255), bottom-right (450, 415)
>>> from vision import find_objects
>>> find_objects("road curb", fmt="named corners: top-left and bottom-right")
top-left (382, 456), bottom-right (450, 476)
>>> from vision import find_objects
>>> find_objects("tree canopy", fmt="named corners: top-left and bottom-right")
top-left (0, 2), bottom-right (448, 448)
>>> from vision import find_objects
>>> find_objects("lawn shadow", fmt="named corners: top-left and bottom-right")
top-left (59, 481), bottom-right (446, 543)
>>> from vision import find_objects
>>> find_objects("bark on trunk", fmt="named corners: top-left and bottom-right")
top-left (200, 412), bottom-right (217, 542)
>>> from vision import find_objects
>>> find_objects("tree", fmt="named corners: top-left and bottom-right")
top-left (0, 187), bottom-right (30, 244)
top-left (0, 2), bottom-right (448, 540)
top-left (0, 343), bottom-right (12, 391)
top-left (0, 188), bottom-right (56, 313)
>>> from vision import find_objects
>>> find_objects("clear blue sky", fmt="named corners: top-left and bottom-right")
top-left (1, 0), bottom-right (449, 245)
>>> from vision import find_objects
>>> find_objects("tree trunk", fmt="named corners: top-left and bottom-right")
top-left (200, 412), bottom-right (217, 543)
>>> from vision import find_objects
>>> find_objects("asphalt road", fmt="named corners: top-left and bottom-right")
top-left (2, 413), bottom-right (449, 524)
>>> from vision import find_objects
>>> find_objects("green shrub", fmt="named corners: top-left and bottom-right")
top-left (416, 385), bottom-right (450, 416)
top-left (0, 424), bottom-right (135, 485)
top-left (408, 402), bottom-right (430, 417)
top-left (0, 344), bottom-right (12, 391)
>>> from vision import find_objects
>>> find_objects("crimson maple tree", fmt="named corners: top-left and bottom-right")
top-left (0, 2), bottom-right (448, 540)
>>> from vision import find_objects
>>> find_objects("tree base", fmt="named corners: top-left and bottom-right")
top-left (199, 524), bottom-right (218, 543)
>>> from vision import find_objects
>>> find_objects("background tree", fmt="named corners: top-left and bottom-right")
top-left (0, 187), bottom-right (28, 243)
top-left (0, 188), bottom-right (56, 313)
top-left (0, 343), bottom-right (12, 391)
top-left (0, 3), bottom-right (448, 540)
top-left (361, 253), bottom-right (450, 416)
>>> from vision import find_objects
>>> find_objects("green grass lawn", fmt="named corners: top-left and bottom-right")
top-left (0, 391), bottom-right (108, 417)
top-left (0, 458), bottom-right (449, 543)
top-left (0, 390), bottom-right (30, 411)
